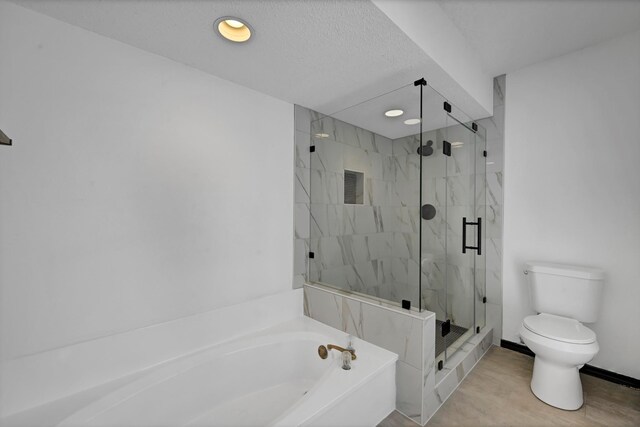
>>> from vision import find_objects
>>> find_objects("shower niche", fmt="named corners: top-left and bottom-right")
top-left (307, 80), bottom-right (487, 366)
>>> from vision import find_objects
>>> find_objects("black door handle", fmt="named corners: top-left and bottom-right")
top-left (462, 217), bottom-right (482, 255)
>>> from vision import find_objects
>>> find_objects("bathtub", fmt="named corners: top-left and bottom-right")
top-left (56, 316), bottom-right (397, 427)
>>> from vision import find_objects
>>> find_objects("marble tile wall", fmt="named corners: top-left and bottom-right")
top-left (475, 75), bottom-right (505, 345)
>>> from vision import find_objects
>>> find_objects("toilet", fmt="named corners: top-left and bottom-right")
top-left (519, 261), bottom-right (604, 410)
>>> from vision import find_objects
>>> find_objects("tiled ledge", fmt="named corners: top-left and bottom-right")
top-left (305, 282), bottom-right (434, 321)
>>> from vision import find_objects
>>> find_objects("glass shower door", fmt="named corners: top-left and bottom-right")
top-left (440, 109), bottom-right (486, 362)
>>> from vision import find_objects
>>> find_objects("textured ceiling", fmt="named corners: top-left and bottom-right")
top-left (11, 0), bottom-right (454, 122)
top-left (438, 0), bottom-right (640, 76)
top-left (10, 0), bottom-right (640, 136)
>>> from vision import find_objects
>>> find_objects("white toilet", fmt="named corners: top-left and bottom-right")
top-left (519, 261), bottom-right (604, 410)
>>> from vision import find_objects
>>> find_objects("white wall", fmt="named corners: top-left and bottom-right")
top-left (373, 0), bottom-right (493, 118)
top-left (503, 30), bottom-right (640, 378)
top-left (0, 2), bottom-right (293, 360)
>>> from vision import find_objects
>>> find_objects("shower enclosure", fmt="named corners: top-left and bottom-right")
top-left (307, 79), bottom-right (486, 365)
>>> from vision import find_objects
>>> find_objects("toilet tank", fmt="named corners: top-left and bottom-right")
top-left (524, 261), bottom-right (605, 323)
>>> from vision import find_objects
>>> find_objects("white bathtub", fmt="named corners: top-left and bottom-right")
top-left (56, 317), bottom-right (397, 427)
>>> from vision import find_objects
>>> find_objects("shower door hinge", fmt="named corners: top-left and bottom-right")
top-left (476, 326), bottom-right (481, 334)
top-left (472, 122), bottom-right (478, 132)
top-left (482, 296), bottom-right (487, 303)
top-left (310, 145), bottom-right (316, 152)
top-left (483, 150), bottom-right (487, 157)
top-left (414, 77), bottom-right (427, 86)
top-left (438, 360), bottom-right (443, 371)
top-left (443, 140), bottom-right (452, 157)
top-left (443, 101), bottom-right (452, 113)
top-left (0, 129), bottom-right (11, 146)
top-left (401, 299), bottom-right (411, 310)
top-left (441, 319), bottom-right (451, 337)
top-left (308, 252), bottom-right (315, 259)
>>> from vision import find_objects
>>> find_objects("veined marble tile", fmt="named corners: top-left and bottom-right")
top-left (486, 237), bottom-right (502, 273)
top-left (294, 203), bottom-right (310, 239)
top-left (293, 238), bottom-right (308, 276)
top-left (342, 297), bottom-right (364, 336)
top-left (448, 294), bottom-right (475, 328)
top-left (377, 206), bottom-right (398, 232)
top-left (367, 179), bottom-right (393, 207)
top-left (486, 171), bottom-right (503, 206)
top-left (310, 115), bottom-right (336, 141)
top-left (343, 144), bottom-right (370, 175)
top-left (487, 302), bottom-right (502, 345)
top-left (303, 285), bottom-right (342, 331)
top-left (421, 289), bottom-right (446, 320)
top-left (395, 207), bottom-right (419, 234)
top-left (391, 257), bottom-right (408, 285)
top-left (374, 134), bottom-right (393, 156)
top-left (421, 261), bottom-right (445, 291)
top-left (395, 154), bottom-right (420, 182)
top-left (494, 75), bottom-right (505, 108)
top-left (485, 268), bottom-right (502, 302)
top-left (394, 179), bottom-right (420, 208)
top-left (294, 104), bottom-right (311, 133)
top-left (310, 169), bottom-right (343, 205)
top-left (343, 205), bottom-right (378, 235)
top-left (382, 155), bottom-right (396, 182)
top-left (338, 234), bottom-right (371, 264)
top-left (366, 233), bottom-right (394, 260)
top-left (360, 304), bottom-right (423, 369)
top-left (377, 259), bottom-right (393, 286)
top-left (311, 138), bottom-right (343, 173)
top-left (477, 203), bottom-right (502, 238)
top-left (407, 258), bottom-right (420, 290)
top-left (484, 150), bottom-right (504, 175)
top-left (446, 174), bottom-right (475, 206)
top-left (396, 361), bottom-right (423, 423)
top-left (392, 232), bottom-right (419, 260)
top-left (422, 177), bottom-right (446, 207)
top-left (446, 264), bottom-right (474, 298)
top-left (421, 151), bottom-right (446, 179)
top-left (294, 167), bottom-right (310, 204)
top-left (391, 134), bottom-right (418, 156)
top-left (309, 236), bottom-right (346, 268)
top-left (310, 203), bottom-right (343, 238)
top-left (294, 130), bottom-right (311, 169)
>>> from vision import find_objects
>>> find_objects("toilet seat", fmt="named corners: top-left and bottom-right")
top-left (523, 314), bottom-right (596, 344)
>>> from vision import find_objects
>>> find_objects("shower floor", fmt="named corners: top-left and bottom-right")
top-left (435, 320), bottom-right (469, 357)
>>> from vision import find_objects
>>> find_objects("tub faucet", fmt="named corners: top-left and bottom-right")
top-left (317, 344), bottom-right (356, 360)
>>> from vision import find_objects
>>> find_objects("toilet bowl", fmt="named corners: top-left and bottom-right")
top-left (520, 313), bottom-right (599, 410)
top-left (520, 261), bottom-right (604, 411)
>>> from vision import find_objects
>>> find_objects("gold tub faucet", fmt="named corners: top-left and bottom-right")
top-left (317, 344), bottom-right (356, 360)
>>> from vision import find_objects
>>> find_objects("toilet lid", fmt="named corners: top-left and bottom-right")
top-left (523, 314), bottom-right (596, 344)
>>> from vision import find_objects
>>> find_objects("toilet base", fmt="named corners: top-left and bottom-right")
top-left (530, 356), bottom-right (584, 410)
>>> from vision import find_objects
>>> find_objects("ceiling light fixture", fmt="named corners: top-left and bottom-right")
top-left (384, 109), bottom-right (404, 117)
top-left (214, 16), bottom-right (252, 43)
top-left (451, 142), bottom-right (464, 147)
top-left (314, 133), bottom-right (330, 138)
top-left (404, 118), bottom-right (421, 125)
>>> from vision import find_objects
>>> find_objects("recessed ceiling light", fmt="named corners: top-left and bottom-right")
top-left (314, 133), bottom-right (329, 138)
top-left (214, 16), bottom-right (252, 43)
top-left (384, 109), bottom-right (404, 117)
top-left (451, 141), bottom-right (464, 146)
top-left (404, 118), bottom-right (421, 125)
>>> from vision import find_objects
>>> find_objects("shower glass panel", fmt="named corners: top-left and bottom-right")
top-left (308, 83), bottom-right (422, 309)
top-left (436, 104), bottom-right (487, 364)
top-left (307, 79), bottom-right (487, 363)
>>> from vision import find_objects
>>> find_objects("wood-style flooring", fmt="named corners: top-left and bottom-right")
top-left (379, 346), bottom-right (640, 426)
